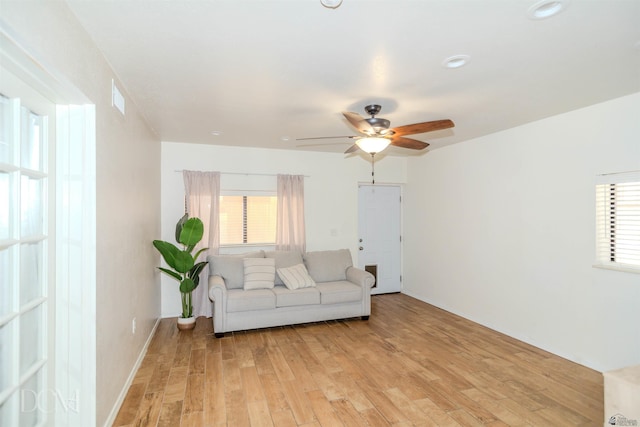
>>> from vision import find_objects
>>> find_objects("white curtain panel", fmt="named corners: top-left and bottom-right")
top-left (276, 174), bottom-right (306, 253)
top-left (183, 170), bottom-right (220, 318)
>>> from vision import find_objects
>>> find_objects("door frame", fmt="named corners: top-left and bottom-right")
top-left (1, 23), bottom-right (96, 426)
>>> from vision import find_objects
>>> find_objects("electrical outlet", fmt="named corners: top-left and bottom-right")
top-left (132, 317), bottom-right (136, 334)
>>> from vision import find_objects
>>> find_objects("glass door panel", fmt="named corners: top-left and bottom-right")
top-left (19, 242), bottom-right (44, 306)
top-left (19, 305), bottom-right (44, 377)
top-left (0, 95), bottom-right (12, 164)
top-left (20, 175), bottom-right (44, 237)
top-left (0, 247), bottom-right (14, 317)
top-left (0, 171), bottom-right (11, 239)
top-left (20, 109), bottom-right (44, 172)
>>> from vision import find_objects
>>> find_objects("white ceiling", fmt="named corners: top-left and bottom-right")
top-left (66, 0), bottom-right (640, 155)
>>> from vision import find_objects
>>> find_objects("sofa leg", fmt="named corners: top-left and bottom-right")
top-left (214, 332), bottom-right (224, 338)
top-left (361, 315), bottom-right (369, 321)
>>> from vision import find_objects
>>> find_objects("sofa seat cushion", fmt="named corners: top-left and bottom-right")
top-left (272, 286), bottom-right (320, 307)
top-left (316, 281), bottom-right (362, 305)
top-left (227, 289), bottom-right (276, 312)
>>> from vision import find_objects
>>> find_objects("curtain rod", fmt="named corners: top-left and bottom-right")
top-left (174, 170), bottom-right (309, 177)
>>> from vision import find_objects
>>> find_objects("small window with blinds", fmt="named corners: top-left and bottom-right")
top-left (595, 171), bottom-right (640, 272)
top-left (220, 195), bottom-right (277, 246)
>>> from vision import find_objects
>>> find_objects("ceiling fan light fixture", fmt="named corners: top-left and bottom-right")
top-left (356, 137), bottom-right (391, 154)
top-left (527, 0), bottom-right (569, 20)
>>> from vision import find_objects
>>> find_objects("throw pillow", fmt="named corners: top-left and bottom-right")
top-left (208, 251), bottom-right (265, 289)
top-left (277, 263), bottom-right (316, 290)
top-left (243, 258), bottom-right (276, 290)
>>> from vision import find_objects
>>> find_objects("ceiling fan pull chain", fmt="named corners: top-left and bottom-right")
top-left (371, 153), bottom-right (376, 184)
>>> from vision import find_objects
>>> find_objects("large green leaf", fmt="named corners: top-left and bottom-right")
top-left (152, 240), bottom-right (180, 270)
top-left (158, 267), bottom-right (182, 282)
top-left (175, 213), bottom-right (188, 243)
top-left (173, 250), bottom-right (195, 273)
top-left (188, 261), bottom-right (209, 288)
top-left (179, 277), bottom-right (196, 294)
top-left (179, 218), bottom-right (204, 246)
top-left (193, 247), bottom-right (209, 262)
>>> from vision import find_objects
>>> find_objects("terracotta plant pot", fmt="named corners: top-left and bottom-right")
top-left (177, 316), bottom-right (196, 330)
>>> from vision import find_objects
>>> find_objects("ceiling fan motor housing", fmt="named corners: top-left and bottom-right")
top-left (363, 105), bottom-right (390, 133)
top-left (365, 117), bottom-right (391, 134)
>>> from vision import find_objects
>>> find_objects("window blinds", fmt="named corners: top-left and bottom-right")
top-left (595, 171), bottom-right (640, 269)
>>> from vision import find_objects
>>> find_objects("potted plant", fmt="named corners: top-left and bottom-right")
top-left (153, 214), bottom-right (208, 330)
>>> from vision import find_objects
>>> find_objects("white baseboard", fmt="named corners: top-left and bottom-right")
top-left (103, 317), bottom-right (161, 427)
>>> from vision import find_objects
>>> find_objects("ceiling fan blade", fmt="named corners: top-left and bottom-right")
top-left (296, 135), bottom-right (357, 141)
top-left (392, 119), bottom-right (454, 136)
top-left (391, 136), bottom-right (429, 150)
top-left (344, 144), bottom-right (360, 154)
top-left (343, 111), bottom-right (374, 134)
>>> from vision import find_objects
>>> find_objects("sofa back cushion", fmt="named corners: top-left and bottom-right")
top-left (303, 249), bottom-right (353, 283)
top-left (265, 250), bottom-right (304, 285)
top-left (208, 251), bottom-right (264, 289)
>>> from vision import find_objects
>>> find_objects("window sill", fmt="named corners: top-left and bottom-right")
top-left (592, 263), bottom-right (640, 275)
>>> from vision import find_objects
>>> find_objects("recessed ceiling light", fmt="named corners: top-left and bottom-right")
top-left (320, 0), bottom-right (342, 9)
top-left (281, 136), bottom-right (290, 142)
top-left (442, 55), bottom-right (470, 69)
top-left (211, 130), bottom-right (222, 136)
top-left (527, 0), bottom-right (569, 20)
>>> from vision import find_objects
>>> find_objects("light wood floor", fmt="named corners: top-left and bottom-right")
top-left (113, 293), bottom-right (603, 426)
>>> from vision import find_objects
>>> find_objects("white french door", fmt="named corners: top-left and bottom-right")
top-left (0, 66), bottom-right (56, 426)
top-left (357, 184), bottom-right (402, 294)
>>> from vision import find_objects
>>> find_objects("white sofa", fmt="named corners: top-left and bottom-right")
top-left (207, 249), bottom-right (375, 337)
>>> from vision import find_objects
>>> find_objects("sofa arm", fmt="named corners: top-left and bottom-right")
top-left (208, 275), bottom-right (228, 334)
top-left (346, 266), bottom-right (375, 289)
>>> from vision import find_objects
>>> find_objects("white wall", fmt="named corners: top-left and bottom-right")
top-left (0, 3), bottom-right (161, 425)
top-left (404, 92), bottom-right (640, 372)
top-left (160, 142), bottom-right (407, 316)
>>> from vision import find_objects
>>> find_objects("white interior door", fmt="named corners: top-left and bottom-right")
top-left (358, 184), bottom-right (401, 294)
top-left (0, 65), bottom-right (56, 427)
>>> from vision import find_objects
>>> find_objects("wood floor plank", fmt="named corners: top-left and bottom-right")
top-left (157, 400), bottom-right (183, 427)
top-left (132, 391), bottom-right (163, 427)
top-left (183, 373), bottom-right (204, 413)
top-left (112, 382), bottom-right (146, 426)
top-left (270, 409), bottom-right (298, 427)
top-left (164, 366), bottom-right (188, 403)
top-left (306, 389), bottom-right (343, 426)
top-left (281, 379), bottom-right (316, 425)
top-left (115, 294), bottom-right (604, 426)
top-left (204, 350), bottom-right (226, 425)
top-left (246, 400), bottom-right (275, 427)
top-left (241, 366), bottom-right (266, 403)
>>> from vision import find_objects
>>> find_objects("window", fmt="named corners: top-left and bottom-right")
top-left (219, 195), bottom-right (277, 245)
top-left (595, 171), bottom-right (640, 271)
